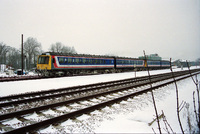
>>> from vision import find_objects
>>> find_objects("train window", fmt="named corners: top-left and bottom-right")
top-left (100, 60), bottom-right (102, 64)
top-left (75, 58), bottom-right (79, 64)
top-left (97, 59), bottom-right (100, 64)
top-left (82, 58), bottom-right (86, 64)
top-left (89, 59), bottom-right (92, 64)
top-left (130, 61), bottom-right (133, 64)
top-left (68, 58), bottom-right (72, 63)
top-left (92, 59), bottom-right (95, 64)
top-left (85, 59), bottom-right (88, 64)
top-left (59, 57), bottom-right (64, 64)
top-left (38, 56), bottom-right (49, 64)
top-left (79, 59), bottom-right (82, 64)
top-left (147, 61), bottom-right (152, 65)
top-left (117, 60), bottom-right (121, 64)
top-left (72, 58), bottom-right (75, 64)
top-left (95, 59), bottom-right (98, 64)
top-left (139, 61), bottom-right (143, 65)
top-left (64, 58), bottom-right (68, 63)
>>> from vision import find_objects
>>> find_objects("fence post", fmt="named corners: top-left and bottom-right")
top-left (21, 34), bottom-right (23, 75)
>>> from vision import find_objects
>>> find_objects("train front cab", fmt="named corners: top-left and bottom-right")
top-left (37, 55), bottom-right (52, 75)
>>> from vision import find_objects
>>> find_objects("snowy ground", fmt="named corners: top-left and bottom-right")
top-left (0, 66), bottom-right (200, 133)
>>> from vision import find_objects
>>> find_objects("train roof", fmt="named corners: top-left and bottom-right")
top-left (41, 52), bottom-right (170, 61)
top-left (41, 52), bottom-right (139, 60)
top-left (42, 52), bottom-right (115, 58)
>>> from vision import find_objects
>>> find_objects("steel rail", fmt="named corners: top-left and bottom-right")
top-left (4, 70), bottom-right (200, 134)
top-left (0, 69), bottom-right (197, 101)
top-left (0, 71), bottom-right (184, 121)
top-left (0, 70), bottom-right (195, 108)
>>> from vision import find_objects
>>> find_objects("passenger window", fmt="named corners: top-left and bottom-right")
top-left (75, 58), bottom-right (79, 64)
top-left (68, 58), bottom-right (72, 63)
top-left (65, 58), bottom-right (68, 63)
top-left (83, 59), bottom-right (86, 64)
top-left (79, 59), bottom-right (82, 64)
top-left (86, 59), bottom-right (88, 64)
top-left (97, 59), bottom-right (100, 64)
top-left (59, 57), bottom-right (64, 63)
top-left (89, 59), bottom-right (92, 64)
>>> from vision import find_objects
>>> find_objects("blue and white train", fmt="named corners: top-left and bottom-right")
top-left (36, 52), bottom-right (170, 76)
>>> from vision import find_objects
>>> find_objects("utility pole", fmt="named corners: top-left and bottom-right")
top-left (21, 34), bottom-right (23, 75)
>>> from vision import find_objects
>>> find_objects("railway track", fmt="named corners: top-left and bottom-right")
top-left (0, 75), bottom-right (43, 82)
top-left (0, 72), bottom-right (108, 82)
top-left (0, 69), bottom-right (200, 133)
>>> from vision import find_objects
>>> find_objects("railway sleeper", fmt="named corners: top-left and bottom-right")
top-left (1, 70), bottom-right (200, 133)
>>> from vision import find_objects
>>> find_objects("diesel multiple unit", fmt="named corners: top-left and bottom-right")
top-left (36, 52), bottom-right (170, 76)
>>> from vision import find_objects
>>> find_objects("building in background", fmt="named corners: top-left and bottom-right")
top-left (138, 54), bottom-right (162, 60)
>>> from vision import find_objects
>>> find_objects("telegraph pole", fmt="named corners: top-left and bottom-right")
top-left (21, 34), bottom-right (23, 75)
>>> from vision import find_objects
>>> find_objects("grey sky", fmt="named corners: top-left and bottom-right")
top-left (0, 0), bottom-right (200, 61)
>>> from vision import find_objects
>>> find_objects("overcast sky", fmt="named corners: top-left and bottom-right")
top-left (0, 0), bottom-right (199, 61)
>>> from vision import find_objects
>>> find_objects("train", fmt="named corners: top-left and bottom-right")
top-left (36, 52), bottom-right (170, 76)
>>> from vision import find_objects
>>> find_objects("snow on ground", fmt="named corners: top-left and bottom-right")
top-left (0, 66), bottom-right (198, 97)
top-left (95, 77), bottom-right (200, 133)
top-left (0, 66), bottom-right (200, 133)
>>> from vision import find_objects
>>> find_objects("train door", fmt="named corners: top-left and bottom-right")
top-left (114, 57), bottom-right (116, 69)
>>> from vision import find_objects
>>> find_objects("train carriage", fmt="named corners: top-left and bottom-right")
top-left (53, 55), bottom-right (114, 69)
top-left (36, 52), bottom-right (171, 76)
top-left (116, 58), bottom-right (144, 70)
top-left (161, 60), bottom-right (170, 68)
top-left (37, 52), bottom-right (115, 76)
top-left (146, 60), bottom-right (161, 68)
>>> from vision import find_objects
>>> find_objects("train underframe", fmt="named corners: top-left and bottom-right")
top-left (37, 66), bottom-right (169, 77)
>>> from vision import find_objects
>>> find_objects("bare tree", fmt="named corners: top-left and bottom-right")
top-left (143, 50), bottom-right (162, 133)
top-left (170, 58), bottom-right (185, 133)
top-left (49, 42), bottom-right (77, 54)
top-left (186, 61), bottom-right (200, 130)
top-left (0, 42), bottom-right (10, 64)
top-left (24, 37), bottom-right (41, 70)
top-left (7, 48), bottom-right (21, 69)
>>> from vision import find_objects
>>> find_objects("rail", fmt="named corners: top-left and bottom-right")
top-left (0, 69), bottom-right (199, 133)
